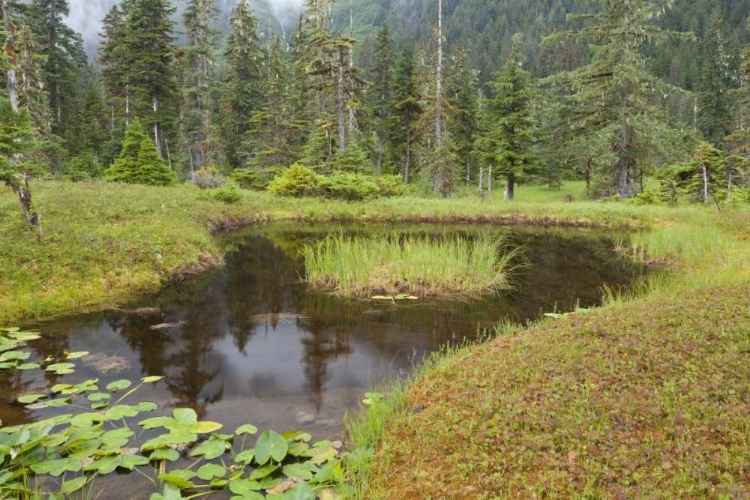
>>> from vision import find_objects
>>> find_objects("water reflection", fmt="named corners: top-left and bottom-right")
top-left (5, 226), bottom-right (642, 437)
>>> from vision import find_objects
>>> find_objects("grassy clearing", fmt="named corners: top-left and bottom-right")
top-left (302, 234), bottom-right (519, 297)
top-left (0, 182), bottom-right (266, 323)
top-left (352, 286), bottom-right (750, 498)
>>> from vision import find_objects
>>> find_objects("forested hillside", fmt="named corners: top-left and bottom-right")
top-left (3, 0), bottom-right (750, 220)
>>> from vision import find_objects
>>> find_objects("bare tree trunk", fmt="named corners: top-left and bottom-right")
top-left (727, 165), bottom-right (734, 200)
top-left (505, 173), bottom-right (515, 201)
top-left (377, 137), bottom-right (383, 176)
top-left (618, 2), bottom-right (632, 199)
top-left (466, 158), bottom-right (470, 182)
top-left (404, 130), bottom-right (411, 184)
top-left (701, 159), bottom-right (709, 205)
top-left (338, 48), bottom-right (346, 153)
top-left (347, 0), bottom-right (355, 135)
top-left (433, 0), bottom-right (443, 192)
top-left (618, 91), bottom-right (630, 198)
top-left (165, 137), bottom-right (173, 170)
top-left (153, 95), bottom-right (163, 157)
top-left (125, 81), bottom-right (131, 127)
top-left (1, 0), bottom-right (19, 112)
top-left (478, 168), bottom-right (484, 202)
top-left (488, 166), bottom-right (492, 201)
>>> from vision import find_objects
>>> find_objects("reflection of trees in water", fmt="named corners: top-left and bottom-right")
top-left (8, 227), bottom-right (643, 426)
top-left (298, 318), bottom-right (353, 412)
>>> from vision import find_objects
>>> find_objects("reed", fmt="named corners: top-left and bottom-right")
top-left (302, 233), bottom-right (520, 297)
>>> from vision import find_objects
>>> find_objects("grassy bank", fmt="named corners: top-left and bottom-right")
top-left (303, 234), bottom-right (518, 297)
top-left (3, 180), bottom-right (750, 322)
top-left (0, 182), bottom-right (266, 323)
top-left (351, 285), bottom-right (750, 498)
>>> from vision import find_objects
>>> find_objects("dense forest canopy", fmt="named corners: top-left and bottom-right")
top-left (2, 0), bottom-right (750, 210)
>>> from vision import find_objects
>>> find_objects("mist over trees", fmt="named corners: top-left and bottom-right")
top-left (2, 0), bottom-right (750, 205)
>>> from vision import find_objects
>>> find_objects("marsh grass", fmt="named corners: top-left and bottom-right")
top-left (302, 234), bottom-right (521, 297)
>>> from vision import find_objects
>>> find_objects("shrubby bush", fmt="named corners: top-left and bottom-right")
top-left (267, 165), bottom-right (412, 201)
top-left (373, 175), bottom-right (413, 197)
top-left (233, 166), bottom-right (284, 191)
top-left (628, 185), bottom-right (676, 206)
top-left (65, 152), bottom-right (101, 182)
top-left (192, 166), bottom-right (227, 190)
top-left (267, 164), bottom-right (320, 197)
top-left (319, 172), bottom-right (380, 201)
top-left (197, 183), bottom-right (244, 204)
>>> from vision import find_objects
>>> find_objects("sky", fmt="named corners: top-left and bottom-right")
top-left (64, 0), bottom-right (306, 55)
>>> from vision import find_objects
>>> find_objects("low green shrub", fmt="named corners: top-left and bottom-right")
top-left (374, 175), bottom-right (413, 197)
top-left (267, 164), bottom-right (320, 197)
top-left (268, 166), bottom-right (410, 201)
top-left (197, 183), bottom-right (244, 204)
top-left (64, 152), bottom-right (102, 182)
top-left (320, 172), bottom-right (380, 201)
top-left (233, 166), bottom-right (284, 191)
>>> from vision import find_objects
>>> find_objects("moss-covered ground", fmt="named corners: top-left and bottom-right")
top-left (357, 286), bottom-right (750, 498)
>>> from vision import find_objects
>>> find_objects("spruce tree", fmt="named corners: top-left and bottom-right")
top-left (369, 27), bottom-right (394, 175)
top-left (697, 16), bottom-right (732, 147)
top-left (100, 0), bottom-right (176, 157)
top-left (477, 34), bottom-right (539, 201)
top-left (243, 36), bottom-right (303, 169)
top-left (220, 0), bottom-right (264, 169)
top-left (98, 2), bottom-right (130, 125)
top-left (104, 118), bottom-right (176, 186)
top-left (24, 0), bottom-right (87, 146)
top-left (0, 97), bottom-right (41, 226)
top-left (446, 42), bottom-right (479, 182)
top-left (724, 19), bottom-right (750, 193)
top-left (543, 0), bottom-right (689, 199)
top-left (180, 0), bottom-right (218, 174)
top-left (390, 45), bottom-right (421, 183)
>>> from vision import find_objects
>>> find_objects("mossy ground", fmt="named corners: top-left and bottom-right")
top-left (359, 286), bottom-right (750, 498)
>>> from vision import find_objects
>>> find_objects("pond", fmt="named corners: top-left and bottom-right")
top-left (3, 224), bottom-right (643, 496)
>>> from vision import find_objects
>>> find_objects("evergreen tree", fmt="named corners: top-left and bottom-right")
top-left (0, 97), bottom-right (41, 226)
top-left (390, 45), bottom-right (421, 183)
top-left (242, 36), bottom-right (303, 169)
top-left (368, 26), bottom-right (394, 174)
top-left (446, 42), bottom-right (479, 182)
top-left (98, 2), bottom-right (130, 126)
top-left (99, 0), bottom-right (176, 157)
top-left (180, 0), bottom-right (218, 174)
top-left (77, 68), bottom-right (110, 162)
top-left (697, 16), bottom-right (733, 147)
top-left (104, 118), bottom-right (176, 186)
top-left (220, 0), bottom-right (264, 169)
top-left (725, 19), bottom-right (750, 193)
top-left (293, 0), bottom-right (344, 165)
top-left (24, 0), bottom-right (87, 146)
top-left (477, 34), bottom-right (539, 201)
top-left (542, 0), bottom-right (689, 198)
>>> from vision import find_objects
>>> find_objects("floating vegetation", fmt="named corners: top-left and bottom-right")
top-left (303, 234), bottom-right (521, 297)
top-left (0, 327), bottom-right (359, 499)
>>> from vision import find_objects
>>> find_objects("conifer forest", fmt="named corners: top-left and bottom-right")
top-left (2, 0), bottom-right (750, 203)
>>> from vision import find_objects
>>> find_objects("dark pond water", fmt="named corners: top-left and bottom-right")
top-left (6, 224), bottom-right (642, 446)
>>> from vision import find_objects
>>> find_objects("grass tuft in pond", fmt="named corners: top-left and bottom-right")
top-left (303, 234), bottom-right (521, 297)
